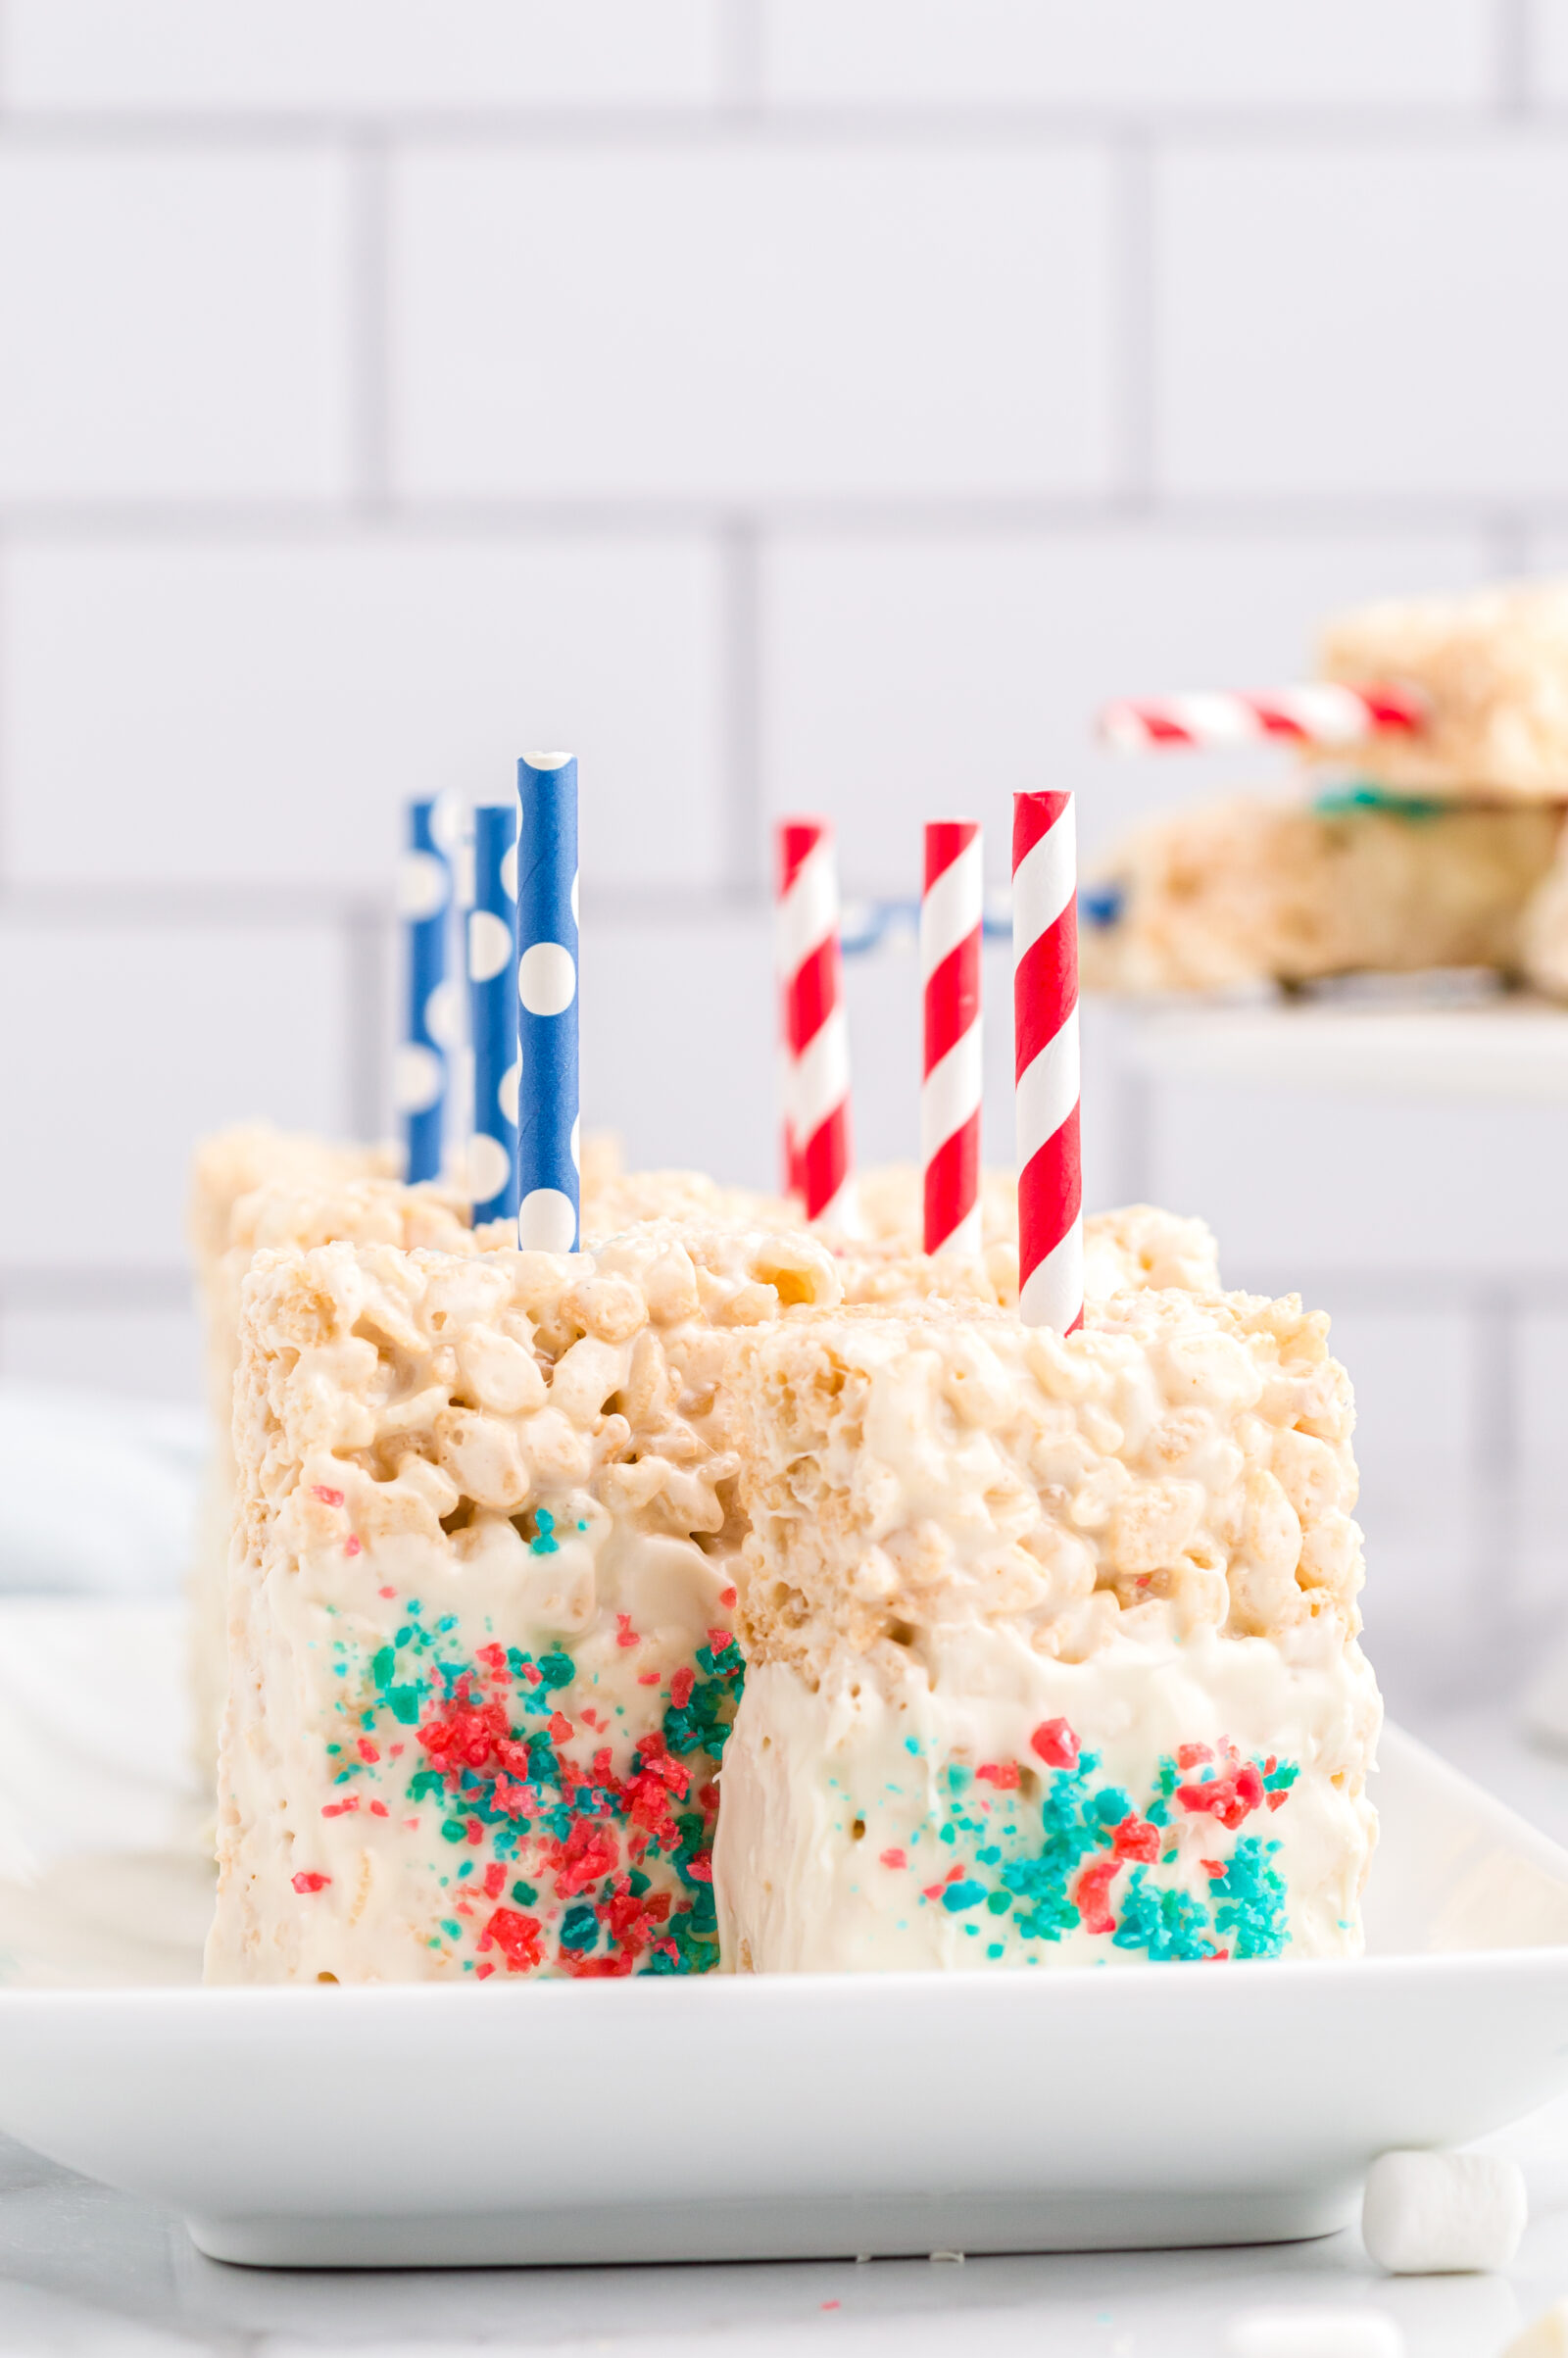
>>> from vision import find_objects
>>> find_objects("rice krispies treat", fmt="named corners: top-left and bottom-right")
top-left (830, 1179), bottom-right (1220, 1314)
top-left (583, 1167), bottom-right (793, 1238)
top-left (190, 1166), bottom-right (481, 1782)
top-left (715, 1290), bottom-right (1380, 1973)
top-left (1317, 582), bottom-right (1568, 800)
top-left (207, 1217), bottom-right (843, 1985)
top-left (1080, 794), bottom-right (1562, 996)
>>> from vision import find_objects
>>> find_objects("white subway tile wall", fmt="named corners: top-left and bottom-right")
top-left (0, 0), bottom-right (1564, 1698)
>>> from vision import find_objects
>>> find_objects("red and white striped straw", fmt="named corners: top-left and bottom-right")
top-left (1012, 792), bottom-right (1082, 1333)
top-left (1099, 680), bottom-right (1427, 752)
top-left (776, 817), bottom-right (855, 1230)
top-left (921, 821), bottom-right (983, 1259)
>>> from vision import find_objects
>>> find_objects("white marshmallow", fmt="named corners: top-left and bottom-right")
top-left (1505, 2299), bottom-right (1568, 2358)
top-left (1361, 2148), bottom-right (1527, 2275)
top-left (1227, 2309), bottom-right (1404, 2358)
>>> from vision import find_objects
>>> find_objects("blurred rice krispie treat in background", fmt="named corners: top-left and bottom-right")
top-left (1080, 797), bottom-right (1564, 998)
top-left (208, 1217), bottom-right (841, 1984)
top-left (717, 1285), bottom-right (1379, 1974)
top-left (1317, 582), bottom-right (1568, 802)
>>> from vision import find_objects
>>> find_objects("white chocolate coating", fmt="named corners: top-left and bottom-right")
top-left (717, 1633), bottom-right (1378, 1972)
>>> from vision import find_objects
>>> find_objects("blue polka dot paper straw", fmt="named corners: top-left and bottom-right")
top-left (515, 754), bottom-right (579, 1252)
top-left (466, 803), bottom-right (519, 1223)
top-left (396, 796), bottom-right (457, 1184)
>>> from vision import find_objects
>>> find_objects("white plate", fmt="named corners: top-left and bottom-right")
top-left (2, 1712), bottom-right (1568, 2268)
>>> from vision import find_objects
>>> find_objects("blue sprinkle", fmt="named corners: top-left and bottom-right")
top-left (942, 1880), bottom-right (987, 1913)
top-left (531, 1509), bottom-right (560, 1556)
top-left (1080, 882), bottom-right (1124, 929)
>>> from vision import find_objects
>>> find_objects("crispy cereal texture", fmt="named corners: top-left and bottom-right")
top-left (729, 1288), bottom-right (1361, 1687)
top-left (1080, 795), bottom-right (1561, 994)
top-left (1318, 581), bottom-right (1568, 799)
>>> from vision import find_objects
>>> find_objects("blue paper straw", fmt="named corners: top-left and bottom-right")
top-left (397, 797), bottom-right (455, 1184)
top-left (515, 754), bottom-right (580, 1252)
top-left (466, 803), bottom-right (519, 1223)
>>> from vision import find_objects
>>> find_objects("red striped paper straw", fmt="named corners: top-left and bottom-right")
top-left (1012, 792), bottom-right (1082, 1333)
top-left (1099, 680), bottom-right (1427, 752)
top-left (921, 821), bottom-right (983, 1259)
top-left (776, 817), bottom-right (855, 1230)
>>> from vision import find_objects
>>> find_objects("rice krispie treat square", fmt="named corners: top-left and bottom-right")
top-left (189, 1158), bottom-right (479, 1780)
top-left (1318, 582), bottom-right (1568, 800)
top-left (715, 1289), bottom-right (1380, 1974)
top-left (208, 1218), bottom-right (841, 1983)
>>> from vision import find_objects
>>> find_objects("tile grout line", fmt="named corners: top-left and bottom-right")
top-left (1109, 128), bottom-right (1156, 511)
top-left (719, 516), bottom-right (764, 896)
top-left (0, 496), bottom-right (1550, 540)
top-left (347, 126), bottom-right (392, 516)
top-left (717, 0), bottom-right (765, 119)
top-left (344, 900), bottom-right (389, 1144)
top-left (1494, 0), bottom-right (1536, 115)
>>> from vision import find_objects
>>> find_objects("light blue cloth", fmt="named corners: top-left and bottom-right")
top-left (0, 1384), bottom-right (204, 1598)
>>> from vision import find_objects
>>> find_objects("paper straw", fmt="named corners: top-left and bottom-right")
top-left (396, 796), bottom-right (456, 1185)
top-left (1099, 681), bottom-right (1427, 752)
top-left (516, 754), bottom-right (580, 1253)
top-left (1012, 792), bottom-right (1082, 1333)
top-left (776, 817), bottom-right (856, 1231)
top-left (466, 803), bottom-right (519, 1223)
top-left (921, 820), bottom-right (983, 1259)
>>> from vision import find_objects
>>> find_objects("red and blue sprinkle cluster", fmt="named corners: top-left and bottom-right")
top-left (302, 1576), bottom-right (745, 1977)
top-left (891, 1720), bottom-right (1297, 1963)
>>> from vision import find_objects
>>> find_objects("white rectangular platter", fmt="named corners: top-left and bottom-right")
top-left (2, 1686), bottom-right (1568, 2268)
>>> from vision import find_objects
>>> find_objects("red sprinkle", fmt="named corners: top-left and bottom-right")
top-left (880, 1847), bottom-right (907, 1870)
top-left (1177, 1760), bottom-right (1264, 1831)
top-left (291, 1871), bottom-right (330, 1893)
top-left (358, 1738), bottom-right (380, 1763)
top-left (706, 1627), bottom-right (732, 1653)
top-left (474, 1962), bottom-right (496, 1980)
top-left (1111, 1816), bottom-right (1161, 1864)
top-left (1267, 1791), bottom-right (1289, 1812)
top-left (320, 1797), bottom-right (359, 1818)
top-left (549, 1710), bottom-right (574, 1743)
top-left (378, 1585), bottom-right (396, 1599)
top-left (479, 1906), bottom-right (544, 1974)
top-left (685, 1851), bottom-right (713, 1884)
top-left (465, 1817), bottom-right (484, 1845)
top-left (368, 1800), bottom-right (389, 1818)
top-left (311, 1486), bottom-right (344, 1507)
top-left (670, 1667), bottom-right (696, 1711)
top-left (975, 1761), bottom-right (1019, 1790)
top-left (483, 1861), bottom-right (506, 1899)
top-left (344, 1536), bottom-right (362, 1558)
top-left (1074, 1858), bottom-right (1118, 1936)
top-left (637, 1671), bottom-right (662, 1686)
top-left (922, 1864), bottom-right (966, 1901)
top-left (1177, 1743), bottom-right (1214, 1770)
top-left (1030, 1718), bottom-right (1079, 1770)
top-left (615, 1613), bottom-right (641, 1648)
top-left (1200, 1858), bottom-right (1225, 1878)
top-left (719, 1586), bottom-right (738, 1609)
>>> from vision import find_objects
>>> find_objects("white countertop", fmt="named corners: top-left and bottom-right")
top-left (0, 2101), bottom-right (1564, 2357)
